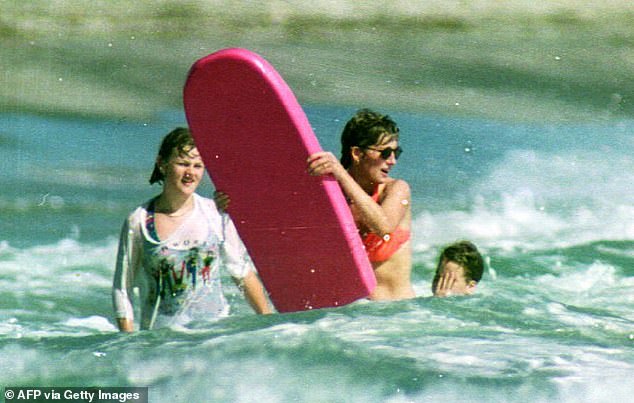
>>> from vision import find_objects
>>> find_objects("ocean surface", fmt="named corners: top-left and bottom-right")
top-left (1, 106), bottom-right (633, 402)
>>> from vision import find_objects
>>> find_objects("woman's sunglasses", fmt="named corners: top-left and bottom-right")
top-left (365, 146), bottom-right (403, 160)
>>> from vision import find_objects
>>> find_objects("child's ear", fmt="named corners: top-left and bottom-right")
top-left (466, 280), bottom-right (477, 294)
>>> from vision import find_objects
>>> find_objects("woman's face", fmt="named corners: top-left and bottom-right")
top-left (357, 139), bottom-right (400, 184)
top-left (160, 147), bottom-right (205, 197)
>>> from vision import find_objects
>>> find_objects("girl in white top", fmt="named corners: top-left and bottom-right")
top-left (112, 127), bottom-right (271, 331)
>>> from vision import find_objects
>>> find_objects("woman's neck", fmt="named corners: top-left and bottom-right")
top-left (154, 192), bottom-right (194, 217)
top-left (348, 166), bottom-right (376, 195)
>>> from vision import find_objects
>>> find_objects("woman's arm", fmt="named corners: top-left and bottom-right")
top-left (238, 271), bottom-right (273, 314)
top-left (220, 213), bottom-right (273, 314)
top-left (112, 217), bottom-right (139, 332)
top-left (307, 152), bottom-right (410, 235)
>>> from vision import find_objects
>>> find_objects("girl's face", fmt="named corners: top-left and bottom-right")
top-left (160, 147), bottom-right (205, 197)
top-left (356, 139), bottom-right (400, 185)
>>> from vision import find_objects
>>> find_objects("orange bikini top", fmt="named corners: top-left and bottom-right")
top-left (361, 185), bottom-right (411, 263)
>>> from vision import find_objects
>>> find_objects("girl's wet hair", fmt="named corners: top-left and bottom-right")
top-left (340, 108), bottom-right (400, 169)
top-left (149, 127), bottom-right (197, 185)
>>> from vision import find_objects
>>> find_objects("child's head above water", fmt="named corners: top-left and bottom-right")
top-left (432, 241), bottom-right (484, 297)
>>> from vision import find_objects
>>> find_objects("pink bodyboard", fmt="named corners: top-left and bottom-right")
top-left (183, 48), bottom-right (375, 313)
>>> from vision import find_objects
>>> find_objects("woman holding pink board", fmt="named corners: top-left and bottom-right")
top-left (308, 109), bottom-right (415, 301)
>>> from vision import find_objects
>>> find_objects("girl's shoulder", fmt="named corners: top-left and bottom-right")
top-left (193, 193), bottom-right (220, 213)
top-left (127, 201), bottom-right (150, 225)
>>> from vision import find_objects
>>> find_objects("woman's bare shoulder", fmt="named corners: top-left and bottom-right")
top-left (385, 178), bottom-right (411, 196)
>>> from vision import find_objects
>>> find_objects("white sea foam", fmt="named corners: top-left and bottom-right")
top-left (0, 237), bottom-right (117, 285)
top-left (412, 147), bottom-right (634, 252)
top-left (412, 189), bottom-right (567, 250)
top-left (63, 315), bottom-right (117, 332)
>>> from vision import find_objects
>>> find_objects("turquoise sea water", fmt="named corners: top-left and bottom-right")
top-left (1, 106), bottom-right (633, 402)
